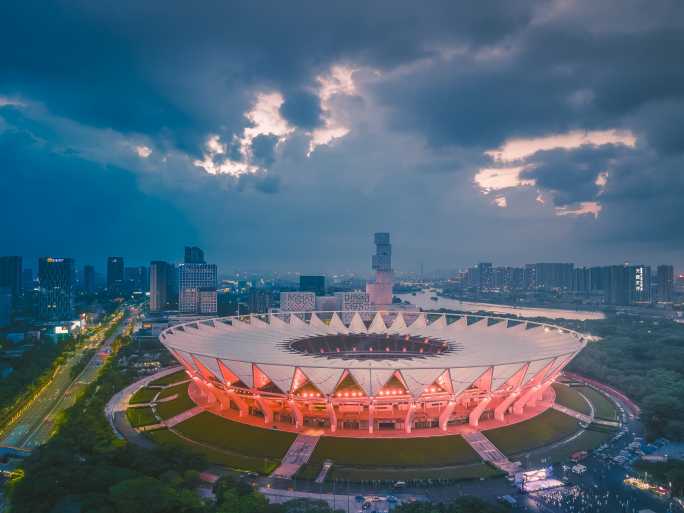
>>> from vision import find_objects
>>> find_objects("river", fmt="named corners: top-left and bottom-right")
top-left (396, 291), bottom-right (605, 321)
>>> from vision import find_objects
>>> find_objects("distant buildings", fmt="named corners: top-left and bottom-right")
top-left (184, 246), bottom-right (205, 264)
top-left (38, 257), bottom-right (75, 320)
top-left (300, 275), bottom-right (326, 296)
top-left (106, 256), bottom-right (125, 296)
top-left (125, 266), bottom-right (148, 293)
top-left (478, 262), bottom-right (493, 290)
top-left (82, 264), bottom-right (96, 294)
top-left (336, 291), bottom-right (370, 312)
top-left (248, 288), bottom-right (271, 314)
top-left (0, 287), bottom-right (10, 327)
top-left (656, 265), bottom-right (674, 302)
top-left (315, 295), bottom-right (338, 311)
top-left (280, 291), bottom-right (316, 312)
top-left (150, 261), bottom-right (175, 312)
top-left (366, 232), bottom-right (394, 306)
top-left (0, 256), bottom-right (22, 303)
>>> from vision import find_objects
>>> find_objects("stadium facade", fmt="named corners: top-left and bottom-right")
top-left (160, 310), bottom-right (585, 436)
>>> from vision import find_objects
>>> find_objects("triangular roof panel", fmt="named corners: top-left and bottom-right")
top-left (258, 364), bottom-right (296, 394)
top-left (491, 362), bottom-right (528, 391)
top-left (328, 312), bottom-right (348, 333)
top-left (400, 368), bottom-right (446, 398)
top-left (299, 367), bottom-right (345, 396)
top-left (522, 358), bottom-right (555, 385)
top-left (347, 367), bottom-right (372, 395)
top-left (450, 366), bottom-right (491, 398)
top-left (367, 312), bottom-right (387, 333)
top-left (388, 313), bottom-right (407, 332)
top-left (370, 368), bottom-right (396, 395)
top-left (221, 359), bottom-right (254, 388)
top-left (349, 312), bottom-right (367, 333)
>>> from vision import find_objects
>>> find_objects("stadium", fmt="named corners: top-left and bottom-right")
top-left (159, 310), bottom-right (586, 437)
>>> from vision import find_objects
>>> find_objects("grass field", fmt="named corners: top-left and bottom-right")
top-left (146, 428), bottom-right (279, 474)
top-left (126, 406), bottom-right (158, 427)
top-left (173, 411), bottom-right (296, 460)
top-left (484, 409), bottom-right (580, 457)
top-left (574, 386), bottom-right (618, 420)
top-left (155, 382), bottom-right (197, 419)
top-left (305, 434), bottom-right (480, 469)
top-left (148, 370), bottom-right (188, 387)
top-left (553, 383), bottom-right (592, 415)
top-left (129, 387), bottom-right (158, 405)
top-left (524, 428), bottom-right (614, 466)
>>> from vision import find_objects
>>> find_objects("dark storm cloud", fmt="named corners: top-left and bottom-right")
top-left (2, 0), bottom-right (684, 269)
top-left (279, 91), bottom-right (323, 130)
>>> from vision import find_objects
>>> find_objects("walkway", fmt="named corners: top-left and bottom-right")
top-left (105, 365), bottom-right (182, 448)
top-left (315, 459), bottom-right (333, 484)
top-left (462, 431), bottom-right (520, 476)
top-left (164, 406), bottom-right (205, 428)
top-left (271, 434), bottom-right (320, 479)
top-left (552, 403), bottom-right (593, 424)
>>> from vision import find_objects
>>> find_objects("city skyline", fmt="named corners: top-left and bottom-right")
top-left (2, 2), bottom-right (684, 272)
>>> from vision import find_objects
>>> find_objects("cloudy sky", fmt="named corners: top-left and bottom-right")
top-left (2, 1), bottom-right (683, 274)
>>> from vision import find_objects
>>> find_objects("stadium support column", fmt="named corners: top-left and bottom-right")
top-left (494, 390), bottom-right (520, 421)
top-left (404, 403), bottom-right (416, 434)
top-left (468, 396), bottom-right (492, 427)
top-left (512, 385), bottom-right (541, 415)
top-left (439, 399), bottom-right (456, 431)
top-left (327, 402), bottom-right (337, 433)
top-left (289, 399), bottom-right (303, 429)
top-left (368, 402), bottom-right (375, 434)
top-left (226, 390), bottom-right (248, 417)
top-left (254, 395), bottom-right (273, 424)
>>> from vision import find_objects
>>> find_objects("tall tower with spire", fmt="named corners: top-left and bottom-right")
top-left (366, 232), bottom-right (394, 306)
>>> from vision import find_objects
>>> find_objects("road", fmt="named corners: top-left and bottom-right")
top-left (0, 310), bottom-right (129, 449)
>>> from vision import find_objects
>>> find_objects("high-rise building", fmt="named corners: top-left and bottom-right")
top-left (106, 256), bottom-right (125, 296)
top-left (125, 266), bottom-right (149, 293)
top-left (656, 265), bottom-right (674, 302)
top-left (83, 265), bottom-right (96, 294)
top-left (184, 246), bottom-right (205, 264)
top-left (22, 268), bottom-right (34, 292)
top-left (248, 288), bottom-right (271, 314)
top-left (280, 291), bottom-right (316, 312)
top-left (300, 275), bottom-right (326, 296)
top-left (366, 232), bottom-right (393, 305)
top-left (38, 257), bottom-right (75, 320)
top-left (477, 262), bottom-right (493, 290)
top-left (179, 256), bottom-right (217, 314)
top-left (150, 261), bottom-right (175, 312)
top-left (0, 256), bottom-right (22, 302)
top-left (530, 263), bottom-right (574, 290)
top-left (628, 265), bottom-right (651, 304)
top-left (604, 265), bottom-right (629, 306)
top-left (0, 287), bottom-right (11, 327)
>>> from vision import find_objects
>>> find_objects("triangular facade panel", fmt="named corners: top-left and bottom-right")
top-left (221, 359), bottom-right (254, 388)
top-left (367, 312), bottom-right (387, 333)
top-left (349, 312), bottom-right (367, 333)
top-left (194, 355), bottom-right (223, 381)
top-left (388, 313), bottom-right (407, 332)
top-left (258, 364), bottom-right (296, 394)
top-left (400, 368), bottom-right (446, 398)
top-left (369, 368), bottom-right (396, 395)
top-left (328, 313), bottom-right (348, 333)
top-left (299, 367), bottom-right (345, 396)
top-left (347, 367), bottom-right (372, 395)
top-left (450, 366), bottom-right (491, 398)
top-left (491, 362), bottom-right (528, 391)
top-left (522, 358), bottom-right (555, 385)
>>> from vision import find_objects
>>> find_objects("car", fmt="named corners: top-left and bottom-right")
top-left (387, 496), bottom-right (399, 503)
top-left (355, 496), bottom-right (366, 503)
top-left (392, 481), bottom-right (406, 489)
top-left (362, 501), bottom-right (372, 510)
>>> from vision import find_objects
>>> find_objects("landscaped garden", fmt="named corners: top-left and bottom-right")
top-left (126, 406), bottom-right (158, 428)
top-left (128, 386), bottom-right (158, 405)
top-left (154, 382), bottom-right (197, 420)
top-left (553, 383), bottom-right (592, 415)
top-left (573, 385), bottom-right (618, 420)
top-left (148, 369), bottom-right (188, 387)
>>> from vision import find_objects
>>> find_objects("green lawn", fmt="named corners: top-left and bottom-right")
top-left (306, 434), bottom-right (480, 468)
top-left (126, 406), bottom-right (158, 427)
top-left (574, 386), bottom-right (618, 420)
top-left (129, 386), bottom-right (158, 405)
top-left (524, 428), bottom-right (614, 466)
top-left (146, 428), bottom-right (279, 474)
top-left (155, 383), bottom-right (197, 419)
top-left (553, 383), bottom-right (592, 415)
top-left (173, 411), bottom-right (296, 460)
top-left (484, 409), bottom-right (580, 457)
top-left (148, 370), bottom-right (188, 387)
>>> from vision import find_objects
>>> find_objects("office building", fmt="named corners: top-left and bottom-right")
top-left (280, 291), bottom-right (316, 312)
top-left (184, 246), bottom-right (205, 264)
top-left (478, 262), bottom-right (493, 290)
top-left (38, 257), bottom-right (75, 320)
top-left (0, 287), bottom-right (11, 327)
top-left (179, 260), bottom-right (217, 314)
top-left (530, 263), bottom-right (574, 290)
top-left (125, 266), bottom-right (148, 293)
top-left (300, 275), bottom-right (326, 296)
top-left (83, 265), bottom-right (96, 294)
top-left (628, 265), bottom-right (651, 304)
top-left (0, 256), bottom-right (22, 302)
top-left (248, 288), bottom-right (271, 314)
top-left (107, 256), bottom-right (125, 296)
top-left (366, 232), bottom-right (394, 305)
top-left (150, 261), bottom-right (175, 312)
top-left (315, 295), bottom-right (338, 311)
top-left (22, 268), bottom-right (34, 292)
top-left (604, 265), bottom-right (629, 306)
top-left (656, 265), bottom-right (674, 302)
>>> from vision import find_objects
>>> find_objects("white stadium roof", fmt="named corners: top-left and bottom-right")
top-left (161, 311), bottom-right (585, 398)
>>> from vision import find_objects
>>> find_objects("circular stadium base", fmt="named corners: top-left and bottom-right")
top-left (187, 381), bottom-right (558, 439)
